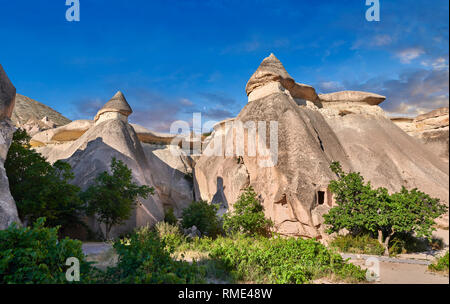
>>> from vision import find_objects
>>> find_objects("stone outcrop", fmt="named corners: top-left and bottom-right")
top-left (246, 53), bottom-right (319, 103)
top-left (12, 94), bottom-right (71, 135)
top-left (0, 64), bottom-right (21, 229)
top-left (94, 91), bottom-right (132, 125)
top-left (194, 54), bottom-right (449, 239)
top-left (391, 108), bottom-right (449, 163)
top-left (319, 91), bottom-right (386, 105)
top-left (32, 92), bottom-right (195, 238)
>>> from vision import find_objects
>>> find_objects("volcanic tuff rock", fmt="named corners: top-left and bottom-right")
top-left (246, 53), bottom-right (319, 103)
top-left (319, 90), bottom-right (386, 105)
top-left (391, 108), bottom-right (449, 163)
top-left (94, 91), bottom-right (132, 124)
top-left (194, 54), bottom-right (449, 239)
top-left (33, 92), bottom-right (195, 238)
top-left (0, 64), bottom-right (20, 229)
top-left (12, 94), bottom-right (71, 135)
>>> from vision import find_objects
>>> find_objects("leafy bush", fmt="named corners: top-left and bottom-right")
top-left (324, 162), bottom-right (448, 255)
top-left (223, 187), bottom-right (273, 237)
top-left (330, 234), bottom-right (385, 255)
top-left (428, 252), bottom-right (449, 273)
top-left (103, 227), bottom-right (204, 283)
top-left (154, 222), bottom-right (186, 252)
top-left (0, 218), bottom-right (96, 284)
top-left (206, 234), bottom-right (366, 284)
top-left (164, 207), bottom-right (178, 225)
top-left (82, 157), bottom-right (154, 240)
top-left (5, 129), bottom-right (85, 232)
top-left (181, 200), bottom-right (222, 237)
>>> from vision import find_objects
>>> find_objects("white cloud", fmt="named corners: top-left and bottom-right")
top-left (180, 98), bottom-right (194, 106)
top-left (421, 57), bottom-right (449, 70)
top-left (373, 34), bottom-right (392, 46)
top-left (396, 48), bottom-right (425, 63)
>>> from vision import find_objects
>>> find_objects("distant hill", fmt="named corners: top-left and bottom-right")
top-left (11, 94), bottom-right (71, 134)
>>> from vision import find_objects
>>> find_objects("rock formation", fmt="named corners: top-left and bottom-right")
top-left (12, 94), bottom-right (71, 135)
top-left (32, 91), bottom-right (194, 238)
top-left (391, 108), bottom-right (449, 163)
top-left (194, 54), bottom-right (449, 239)
top-left (0, 64), bottom-right (21, 229)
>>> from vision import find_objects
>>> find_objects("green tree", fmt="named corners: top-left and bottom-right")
top-left (223, 186), bottom-right (273, 236)
top-left (181, 200), bottom-right (222, 237)
top-left (82, 157), bottom-right (154, 240)
top-left (5, 129), bottom-right (85, 231)
top-left (324, 162), bottom-right (447, 255)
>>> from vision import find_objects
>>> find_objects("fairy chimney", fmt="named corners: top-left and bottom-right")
top-left (94, 91), bottom-right (133, 125)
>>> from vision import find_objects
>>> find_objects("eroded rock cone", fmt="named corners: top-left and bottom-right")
top-left (194, 54), bottom-right (449, 239)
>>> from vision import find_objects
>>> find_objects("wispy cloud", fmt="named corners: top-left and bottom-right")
top-left (349, 67), bottom-right (449, 116)
top-left (396, 48), bottom-right (425, 64)
top-left (421, 57), bottom-right (449, 70)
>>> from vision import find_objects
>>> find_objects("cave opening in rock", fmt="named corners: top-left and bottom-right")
top-left (317, 191), bottom-right (325, 205)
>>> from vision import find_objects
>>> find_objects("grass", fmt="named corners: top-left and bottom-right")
top-left (330, 233), bottom-right (444, 257)
top-left (428, 251), bottom-right (449, 274)
top-left (172, 233), bottom-right (367, 284)
top-left (330, 234), bottom-right (385, 255)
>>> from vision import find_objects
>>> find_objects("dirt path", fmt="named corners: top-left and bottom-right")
top-left (376, 262), bottom-right (448, 284)
top-left (349, 258), bottom-right (448, 284)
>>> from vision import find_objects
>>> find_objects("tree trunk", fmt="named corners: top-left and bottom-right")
top-left (105, 224), bottom-right (110, 241)
top-left (378, 229), bottom-right (395, 256)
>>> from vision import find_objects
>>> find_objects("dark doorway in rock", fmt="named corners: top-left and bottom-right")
top-left (318, 191), bottom-right (325, 205)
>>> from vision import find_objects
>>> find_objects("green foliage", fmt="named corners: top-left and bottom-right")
top-left (103, 227), bottom-right (204, 283)
top-left (428, 251), bottom-right (449, 273)
top-left (324, 162), bottom-right (448, 255)
top-left (181, 200), bottom-right (223, 237)
top-left (164, 207), bottom-right (178, 225)
top-left (154, 222), bottom-right (186, 252)
top-left (5, 129), bottom-right (85, 231)
top-left (82, 157), bottom-right (154, 240)
top-left (330, 234), bottom-right (385, 255)
top-left (223, 187), bottom-right (273, 237)
top-left (205, 234), bottom-right (366, 284)
top-left (0, 218), bottom-right (96, 283)
top-left (388, 233), bottom-right (444, 256)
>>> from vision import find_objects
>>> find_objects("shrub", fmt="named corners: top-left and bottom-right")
top-left (5, 129), bottom-right (85, 232)
top-left (0, 218), bottom-right (96, 284)
top-left (164, 207), bottom-right (178, 225)
top-left (428, 252), bottom-right (449, 273)
top-left (207, 234), bottom-right (366, 284)
top-left (324, 162), bottom-right (448, 256)
top-left (82, 157), bottom-right (154, 240)
top-left (181, 200), bottom-right (222, 237)
top-left (103, 227), bottom-right (204, 283)
top-left (154, 222), bottom-right (186, 252)
top-left (330, 234), bottom-right (385, 256)
top-left (223, 187), bottom-right (273, 237)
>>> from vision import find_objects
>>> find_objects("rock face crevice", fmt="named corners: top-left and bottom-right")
top-left (0, 64), bottom-right (21, 230)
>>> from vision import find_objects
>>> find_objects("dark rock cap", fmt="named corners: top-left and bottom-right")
top-left (94, 91), bottom-right (133, 121)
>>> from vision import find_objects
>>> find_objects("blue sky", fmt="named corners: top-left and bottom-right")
top-left (0, 0), bottom-right (448, 132)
